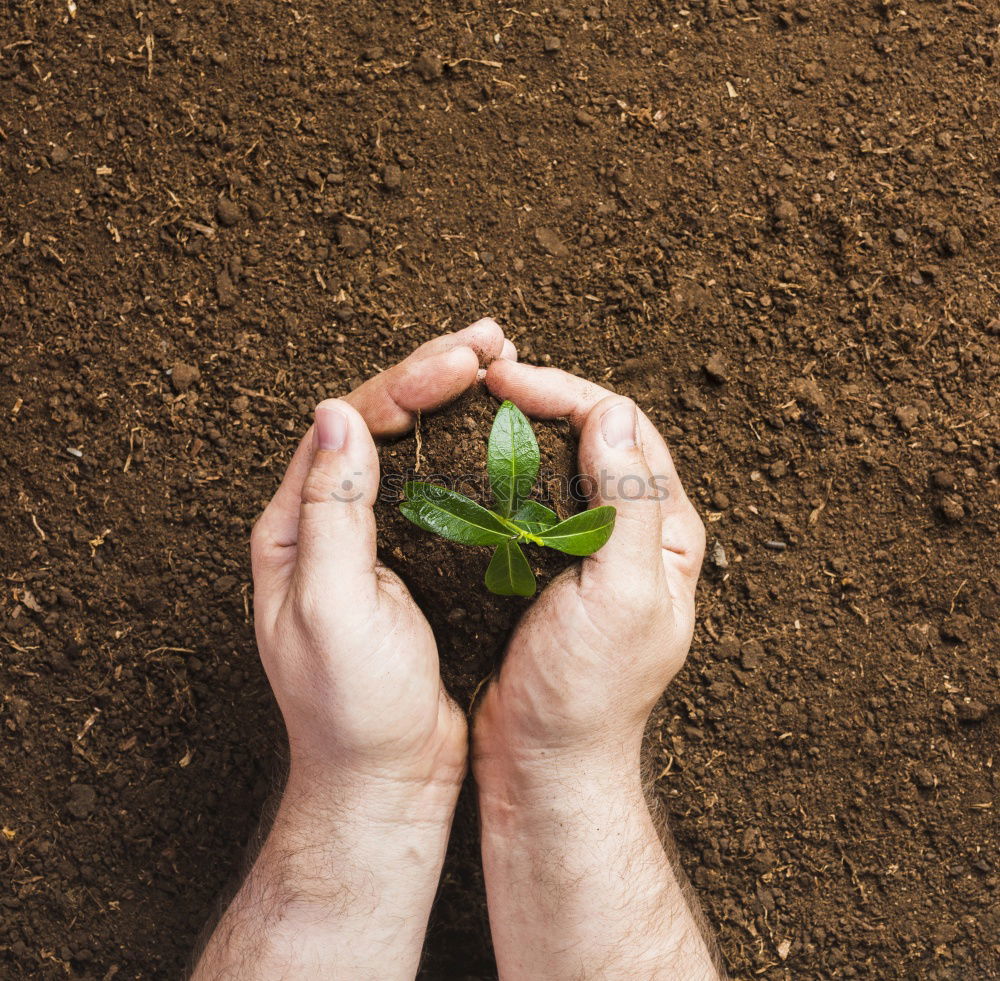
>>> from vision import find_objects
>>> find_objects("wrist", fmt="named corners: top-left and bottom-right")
top-left (283, 751), bottom-right (465, 834)
top-left (249, 762), bottom-right (462, 919)
top-left (197, 733), bottom-right (463, 980)
top-left (474, 732), bottom-right (647, 842)
top-left (474, 689), bottom-right (643, 795)
top-left (284, 701), bottom-right (468, 807)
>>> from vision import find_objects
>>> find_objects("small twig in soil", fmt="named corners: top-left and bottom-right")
top-left (2, 636), bottom-right (39, 654)
top-left (76, 709), bottom-right (101, 742)
top-left (230, 383), bottom-right (292, 407)
top-left (447, 57), bottom-right (503, 69)
top-left (949, 579), bottom-right (967, 615)
top-left (468, 670), bottom-right (494, 715)
top-left (414, 410), bottom-right (423, 473)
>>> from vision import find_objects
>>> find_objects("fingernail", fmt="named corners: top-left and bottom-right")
top-left (602, 401), bottom-right (637, 449)
top-left (314, 405), bottom-right (348, 451)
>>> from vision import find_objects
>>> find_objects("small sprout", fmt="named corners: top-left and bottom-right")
top-left (400, 401), bottom-right (616, 597)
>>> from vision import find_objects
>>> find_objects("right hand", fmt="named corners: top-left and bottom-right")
top-left (473, 361), bottom-right (706, 779)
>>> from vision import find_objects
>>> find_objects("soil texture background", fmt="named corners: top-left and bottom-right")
top-left (1, 0), bottom-right (998, 978)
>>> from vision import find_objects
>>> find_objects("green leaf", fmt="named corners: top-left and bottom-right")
top-left (512, 499), bottom-right (559, 535)
top-left (537, 506), bottom-right (617, 556)
top-left (484, 540), bottom-right (537, 597)
top-left (400, 482), bottom-right (515, 546)
top-left (487, 400), bottom-right (539, 517)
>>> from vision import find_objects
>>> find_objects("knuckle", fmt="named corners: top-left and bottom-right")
top-left (300, 465), bottom-right (345, 505)
top-left (692, 508), bottom-right (707, 552)
top-left (686, 507), bottom-right (708, 571)
top-left (291, 578), bottom-right (332, 632)
top-left (249, 513), bottom-right (272, 562)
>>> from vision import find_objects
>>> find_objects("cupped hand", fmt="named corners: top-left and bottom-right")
top-left (251, 319), bottom-right (515, 794)
top-left (474, 360), bottom-right (705, 778)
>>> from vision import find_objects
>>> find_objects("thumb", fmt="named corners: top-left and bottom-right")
top-left (293, 399), bottom-right (381, 613)
top-left (577, 397), bottom-right (664, 592)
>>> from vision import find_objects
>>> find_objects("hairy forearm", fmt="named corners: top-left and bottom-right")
top-left (477, 751), bottom-right (721, 981)
top-left (193, 767), bottom-right (461, 981)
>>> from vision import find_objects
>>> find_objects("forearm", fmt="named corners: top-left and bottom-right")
top-left (193, 766), bottom-right (461, 981)
top-left (477, 749), bottom-right (720, 981)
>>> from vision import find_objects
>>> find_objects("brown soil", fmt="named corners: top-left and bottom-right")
top-left (1, 0), bottom-right (998, 979)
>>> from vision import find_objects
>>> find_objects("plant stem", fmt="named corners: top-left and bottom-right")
top-left (494, 513), bottom-right (544, 547)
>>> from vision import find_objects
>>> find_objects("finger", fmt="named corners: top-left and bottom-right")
top-left (259, 345), bottom-right (479, 554)
top-left (291, 399), bottom-right (380, 615)
top-left (348, 345), bottom-right (480, 436)
top-left (350, 317), bottom-right (506, 433)
top-left (487, 360), bottom-right (671, 459)
top-left (500, 338), bottom-right (518, 361)
top-left (576, 397), bottom-right (665, 590)
top-left (407, 316), bottom-right (506, 365)
top-left (487, 359), bottom-right (704, 581)
top-left (486, 359), bottom-right (609, 431)
top-left (487, 359), bottom-right (676, 475)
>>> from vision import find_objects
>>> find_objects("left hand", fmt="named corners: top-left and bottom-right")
top-left (250, 319), bottom-right (515, 796)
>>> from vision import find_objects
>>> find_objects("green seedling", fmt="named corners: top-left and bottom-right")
top-left (399, 401), bottom-right (616, 597)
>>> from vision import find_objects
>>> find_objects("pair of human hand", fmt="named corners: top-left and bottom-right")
top-left (250, 318), bottom-right (705, 804)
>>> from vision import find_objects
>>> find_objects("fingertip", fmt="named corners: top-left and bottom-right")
top-left (312, 399), bottom-right (380, 467)
top-left (468, 316), bottom-right (501, 331)
top-left (313, 402), bottom-right (348, 452)
top-left (581, 396), bottom-right (647, 464)
top-left (435, 344), bottom-right (481, 387)
top-left (313, 397), bottom-right (368, 436)
top-left (483, 355), bottom-right (524, 395)
top-left (500, 338), bottom-right (518, 362)
top-left (462, 317), bottom-right (505, 365)
top-left (483, 359), bottom-right (504, 394)
top-left (394, 345), bottom-right (480, 412)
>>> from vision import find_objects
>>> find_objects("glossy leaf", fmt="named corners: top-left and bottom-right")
top-left (512, 499), bottom-right (559, 535)
top-left (400, 482), bottom-right (514, 546)
top-left (487, 400), bottom-right (539, 517)
top-left (484, 540), bottom-right (537, 597)
top-left (537, 506), bottom-right (617, 556)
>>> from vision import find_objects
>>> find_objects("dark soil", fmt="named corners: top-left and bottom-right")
top-left (1, 1), bottom-right (999, 979)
